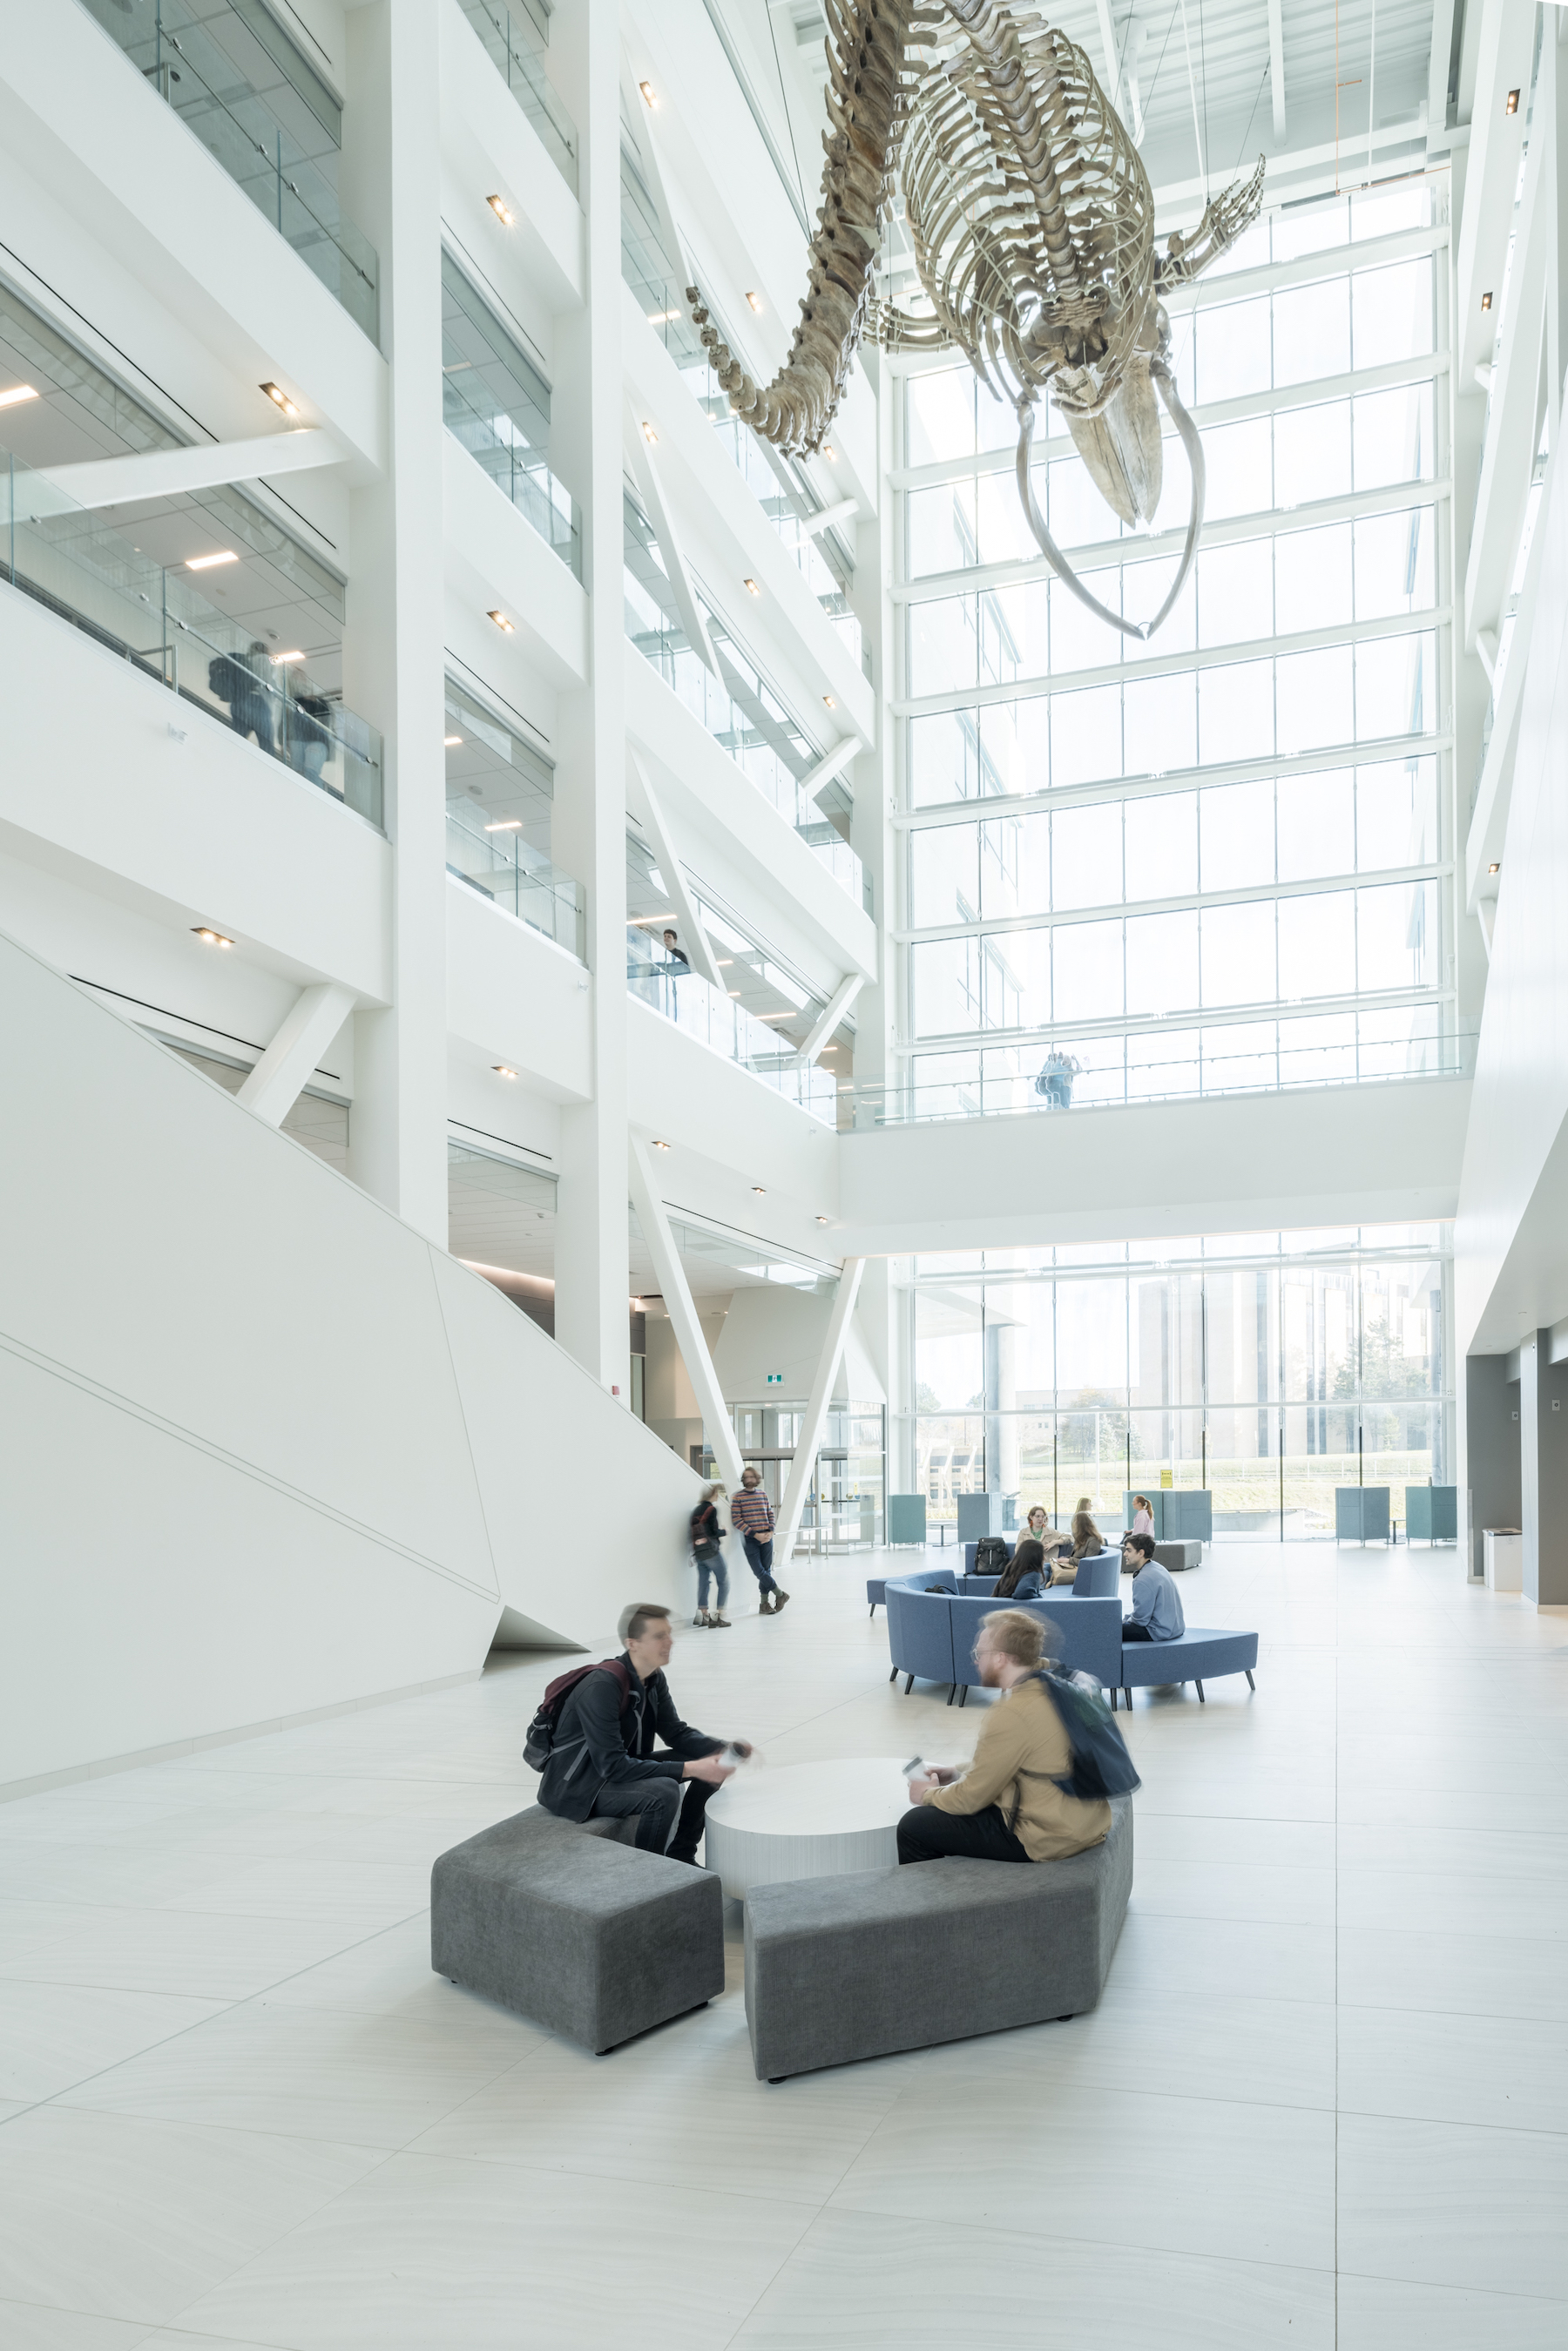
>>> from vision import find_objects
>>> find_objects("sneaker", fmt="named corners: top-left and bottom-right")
top-left (693, 1611), bottom-right (711, 1627)
top-left (712, 1614), bottom-right (732, 1627)
top-left (773, 1589), bottom-right (791, 1611)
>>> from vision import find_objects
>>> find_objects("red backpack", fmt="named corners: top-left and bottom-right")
top-left (522, 1658), bottom-right (632, 1772)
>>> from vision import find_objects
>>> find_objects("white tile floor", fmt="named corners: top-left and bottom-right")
top-left (2, 1543), bottom-right (1565, 2348)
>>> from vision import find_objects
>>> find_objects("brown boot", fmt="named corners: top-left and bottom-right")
top-left (759, 1592), bottom-right (775, 1614)
top-left (773, 1589), bottom-right (791, 1611)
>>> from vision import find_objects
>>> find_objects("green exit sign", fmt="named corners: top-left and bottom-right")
top-left (766, 1372), bottom-right (783, 1386)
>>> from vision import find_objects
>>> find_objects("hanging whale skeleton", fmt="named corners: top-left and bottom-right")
top-left (686, 0), bottom-right (1264, 642)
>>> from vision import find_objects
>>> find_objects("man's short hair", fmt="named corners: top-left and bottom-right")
top-left (1125, 1532), bottom-right (1156, 1562)
top-left (618, 1602), bottom-right (672, 1645)
top-left (979, 1608), bottom-right (1048, 1668)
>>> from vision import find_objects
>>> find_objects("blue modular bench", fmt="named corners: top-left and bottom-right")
top-left (866, 1577), bottom-right (888, 1617)
top-left (1114, 1627), bottom-right (1259, 1709)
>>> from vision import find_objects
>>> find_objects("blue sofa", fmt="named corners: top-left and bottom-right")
top-left (886, 1569), bottom-right (1259, 1708)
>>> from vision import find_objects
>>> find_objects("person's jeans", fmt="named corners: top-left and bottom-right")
top-left (587, 1773), bottom-right (715, 1861)
top-left (741, 1532), bottom-right (779, 1594)
top-left (696, 1552), bottom-right (729, 1611)
top-left (231, 696), bottom-right (276, 755)
top-left (1122, 1621), bottom-right (1155, 1641)
top-left (896, 1801), bottom-right (1030, 1865)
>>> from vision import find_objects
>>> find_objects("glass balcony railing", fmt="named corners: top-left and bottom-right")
top-left (79, 0), bottom-right (378, 340)
top-left (2, 448), bottom-right (382, 823)
top-left (624, 497), bottom-right (869, 914)
top-left (443, 251), bottom-right (581, 581)
top-left (446, 801), bottom-right (585, 960)
top-left (619, 152), bottom-right (865, 673)
top-left (850, 1025), bottom-right (1474, 1129)
top-left (454, 0), bottom-right (578, 194)
top-left (626, 926), bottom-right (836, 1121)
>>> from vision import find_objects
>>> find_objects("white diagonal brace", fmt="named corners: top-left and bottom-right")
top-left (791, 970), bottom-right (864, 1069)
top-left (801, 497), bottom-right (861, 538)
top-left (623, 395), bottom-right (719, 676)
top-left (629, 1136), bottom-right (746, 1487)
top-left (235, 983), bottom-right (354, 1128)
top-left (1267, 0), bottom-right (1287, 139)
top-left (625, 744), bottom-right (726, 990)
top-left (801, 734), bottom-right (862, 804)
top-left (37, 431), bottom-right (345, 512)
top-left (775, 1259), bottom-right (866, 1565)
top-left (619, 44), bottom-right (691, 307)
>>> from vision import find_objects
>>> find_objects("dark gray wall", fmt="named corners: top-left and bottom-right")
top-left (1519, 1332), bottom-right (1568, 1604)
top-left (1464, 1354), bottom-right (1521, 1580)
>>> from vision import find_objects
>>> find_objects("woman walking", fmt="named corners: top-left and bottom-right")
top-left (689, 1484), bottom-right (731, 1626)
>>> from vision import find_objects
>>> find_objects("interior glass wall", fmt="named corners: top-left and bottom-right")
top-left (894, 185), bottom-right (1456, 1119)
top-left (908, 1225), bottom-right (1451, 1540)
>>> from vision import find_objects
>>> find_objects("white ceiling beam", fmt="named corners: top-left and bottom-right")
top-left (791, 970), bottom-right (864, 1069)
top-left (30, 430), bottom-right (346, 514)
top-left (1093, 0), bottom-right (1121, 113)
top-left (799, 733), bottom-right (863, 803)
top-left (1454, 0), bottom-right (1538, 385)
top-left (800, 497), bottom-right (860, 538)
top-left (1267, 0), bottom-right (1287, 139)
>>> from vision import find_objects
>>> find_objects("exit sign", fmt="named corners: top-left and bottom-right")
top-left (766, 1372), bottom-right (783, 1386)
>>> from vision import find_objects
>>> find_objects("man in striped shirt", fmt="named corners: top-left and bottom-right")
top-left (731, 1468), bottom-right (789, 1614)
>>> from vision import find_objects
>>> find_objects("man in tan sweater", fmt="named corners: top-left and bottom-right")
top-left (896, 1609), bottom-right (1112, 1865)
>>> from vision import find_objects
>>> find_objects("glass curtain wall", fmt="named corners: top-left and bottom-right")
top-left (894, 186), bottom-right (1455, 1120)
top-left (909, 1226), bottom-right (1451, 1541)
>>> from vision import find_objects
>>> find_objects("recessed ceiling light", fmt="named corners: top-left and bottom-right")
top-left (753, 1186), bottom-right (767, 1195)
top-left (0, 383), bottom-right (39, 409)
top-left (652, 1138), bottom-right (671, 1150)
top-left (1488, 861), bottom-right (1501, 874)
top-left (746, 290), bottom-right (763, 313)
top-left (186, 551), bottom-right (238, 571)
top-left (1481, 291), bottom-right (1492, 312)
top-left (488, 609), bottom-right (515, 632)
top-left (1506, 87), bottom-right (1520, 114)
top-left (493, 1064), bottom-right (518, 1078)
top-left (728, 990), bottom-right (741, 997)
top-left (743, 578), bottom-right (760, 596)
top-left (639, 79), bottom-right (656, 106)
top-left (192, 926), bottom-right (233, 947)
top-left (816, 1215), bottom-right (830, 1224)
top-left (641, 420), bottom-right (658, 443)
top-left (822, 443), bottom-right (837, 461)
top-left (717, 957), bottom-right (733, 964)
top-left (260, 382), bottom-right (299, 417)
top-left (823, 694), bottom-right (835, 708)
top-left (444, 734), bottom-right (463, 747)
top-left (271, 650), bottom-right (304, 664)
top-left (485, 820), bottom-right (524, 831)
top-left (487, 194), bottom-right (515, 226)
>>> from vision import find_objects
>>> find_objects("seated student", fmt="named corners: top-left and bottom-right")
top-left (992, 1536), bottom-right (1047, 1598)
top-left (1024, 1503), bottom-right (1071, 1558)
top-left (1070, 1507), bottom-right (1104, 1559)
top-left (1130, 1494), bottom-right (1155, 1537)
top-left (897, 1609), bottom-right (1112, 1864)
top-left (1120, 1532), bottom-right (1186, 1642)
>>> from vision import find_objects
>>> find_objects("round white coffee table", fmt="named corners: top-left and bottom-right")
top-left (701, 1757), bottom-right (915, 1898)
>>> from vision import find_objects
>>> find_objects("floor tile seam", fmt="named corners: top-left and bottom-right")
top-left (1329, 1992), bottom-right (1568, 2032)
top-left (1332, 2260), bottom-right (1568, 2303)
top-left (1332, 2102), bottom-right (1568, 2142)
top-left (816, 2189), bottom-right (1341, 2272)
top-left (348, 2138), bottom-right (845, 2219)
top-left (843, 2069), bottom-right (1344, 2128)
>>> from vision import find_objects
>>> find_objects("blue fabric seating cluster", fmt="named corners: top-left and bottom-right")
top-left (884, 1568), bottom-right (1258, 1706)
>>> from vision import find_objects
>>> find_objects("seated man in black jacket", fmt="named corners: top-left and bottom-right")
top-left (536, 1601), bottom-right (748, 1865)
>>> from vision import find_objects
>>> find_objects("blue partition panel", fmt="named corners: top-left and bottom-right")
top-left (887, 1494), bottom-right (928, 1547)
top-left (1335, 1486), bottom-right (1390, 1541)
top-left (1405, 1485), bottom-right (1457, 1541)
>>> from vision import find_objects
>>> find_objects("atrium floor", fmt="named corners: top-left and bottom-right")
top-left (0, 1541), bottom-right (1565, 2348)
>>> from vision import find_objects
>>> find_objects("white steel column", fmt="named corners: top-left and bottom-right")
top-left (776, 1258), bottom-right (866, 1564)
top-left (338, 0), bottom-right (448, 1244)
top-left (551, 0), bottom-right (631, 1396)
top-left (236, 983), bottom-right (354, 1126)
top-left (628, 1138), bottom-right (745, 1486)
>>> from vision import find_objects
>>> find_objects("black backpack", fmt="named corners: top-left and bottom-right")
top-left (974, 1537), bottom-right (1009, 1573)
top-left (1038, 1670), bottom-right (1141, 1800)
top-left (523, 1658), bottom-right (632, 1772)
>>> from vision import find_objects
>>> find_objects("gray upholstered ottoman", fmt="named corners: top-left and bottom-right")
top-left (744, 1796), bottom-right (1132, 2080)
top-left (431, 1806), bottom-right (724, 2054)
top-left (1153, 1539), bottom-right (1202, 1571)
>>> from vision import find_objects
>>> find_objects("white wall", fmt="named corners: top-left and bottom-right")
top-left (715, 1286), bottom-right (885, 1405)
top-left (0, 924), bottom-right (701, 1794)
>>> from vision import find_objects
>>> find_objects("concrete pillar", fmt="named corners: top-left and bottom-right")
top-left (550, 0), bottom-right (629, 1395)
top-left (338, 0), bottom-right (449, 1245)
top-left (1462, 1352), bottom-right (1522, 1580)
top-left (1518, 1333), bottom-right (1568, 1605)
